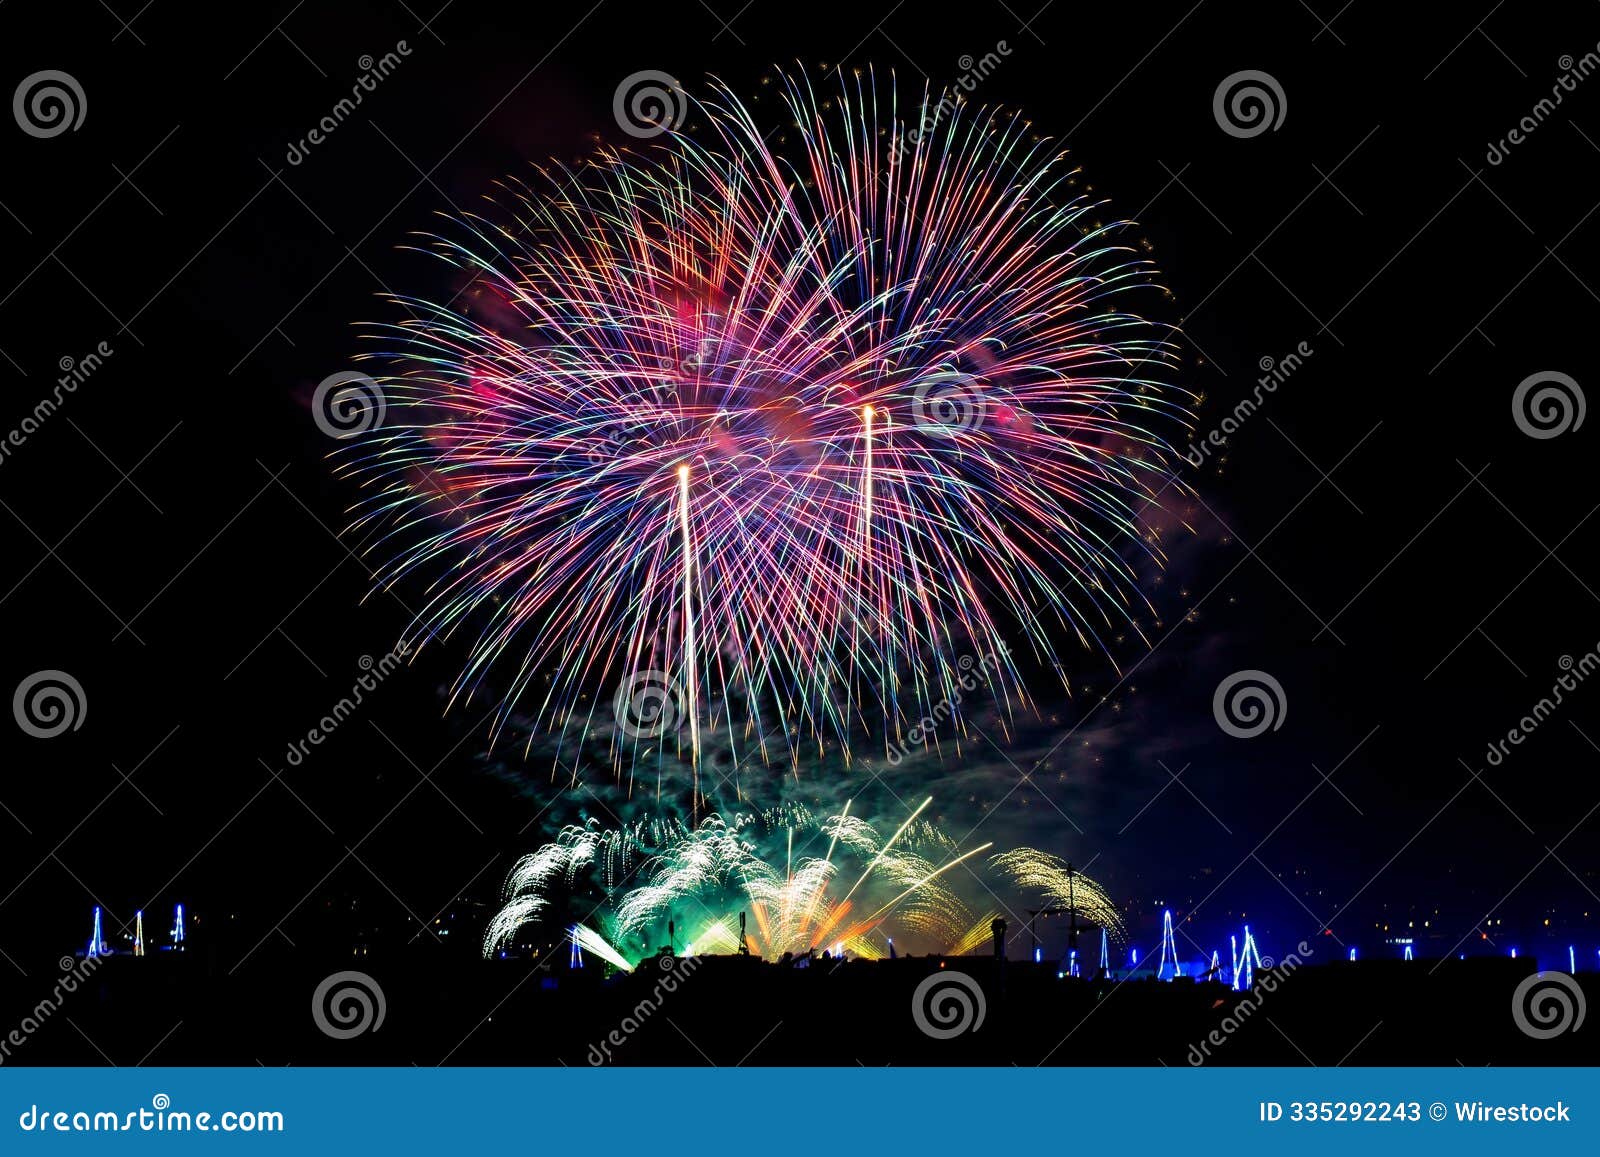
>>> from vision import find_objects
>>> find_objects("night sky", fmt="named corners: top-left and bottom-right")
top-left (2, 0), bottom-right (1598, 985)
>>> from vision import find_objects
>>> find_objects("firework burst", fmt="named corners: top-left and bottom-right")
top-left (484, 798), bottom-right (1123, 965)
top-left (340, 68), bottom-right (1193, 801)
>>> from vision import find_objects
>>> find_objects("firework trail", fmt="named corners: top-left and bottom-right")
top-left (484, 798), bottom-right (1123, 964)
top-left (341, 68), bottom-right (1193, 801)
top-left (990, 847), bottom-right (1126, 943)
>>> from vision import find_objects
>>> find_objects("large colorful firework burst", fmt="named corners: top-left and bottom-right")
top-left (482, 798), bottom-right (1125, 965)
top-left (339, 68), bottom-right (1194, 801)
